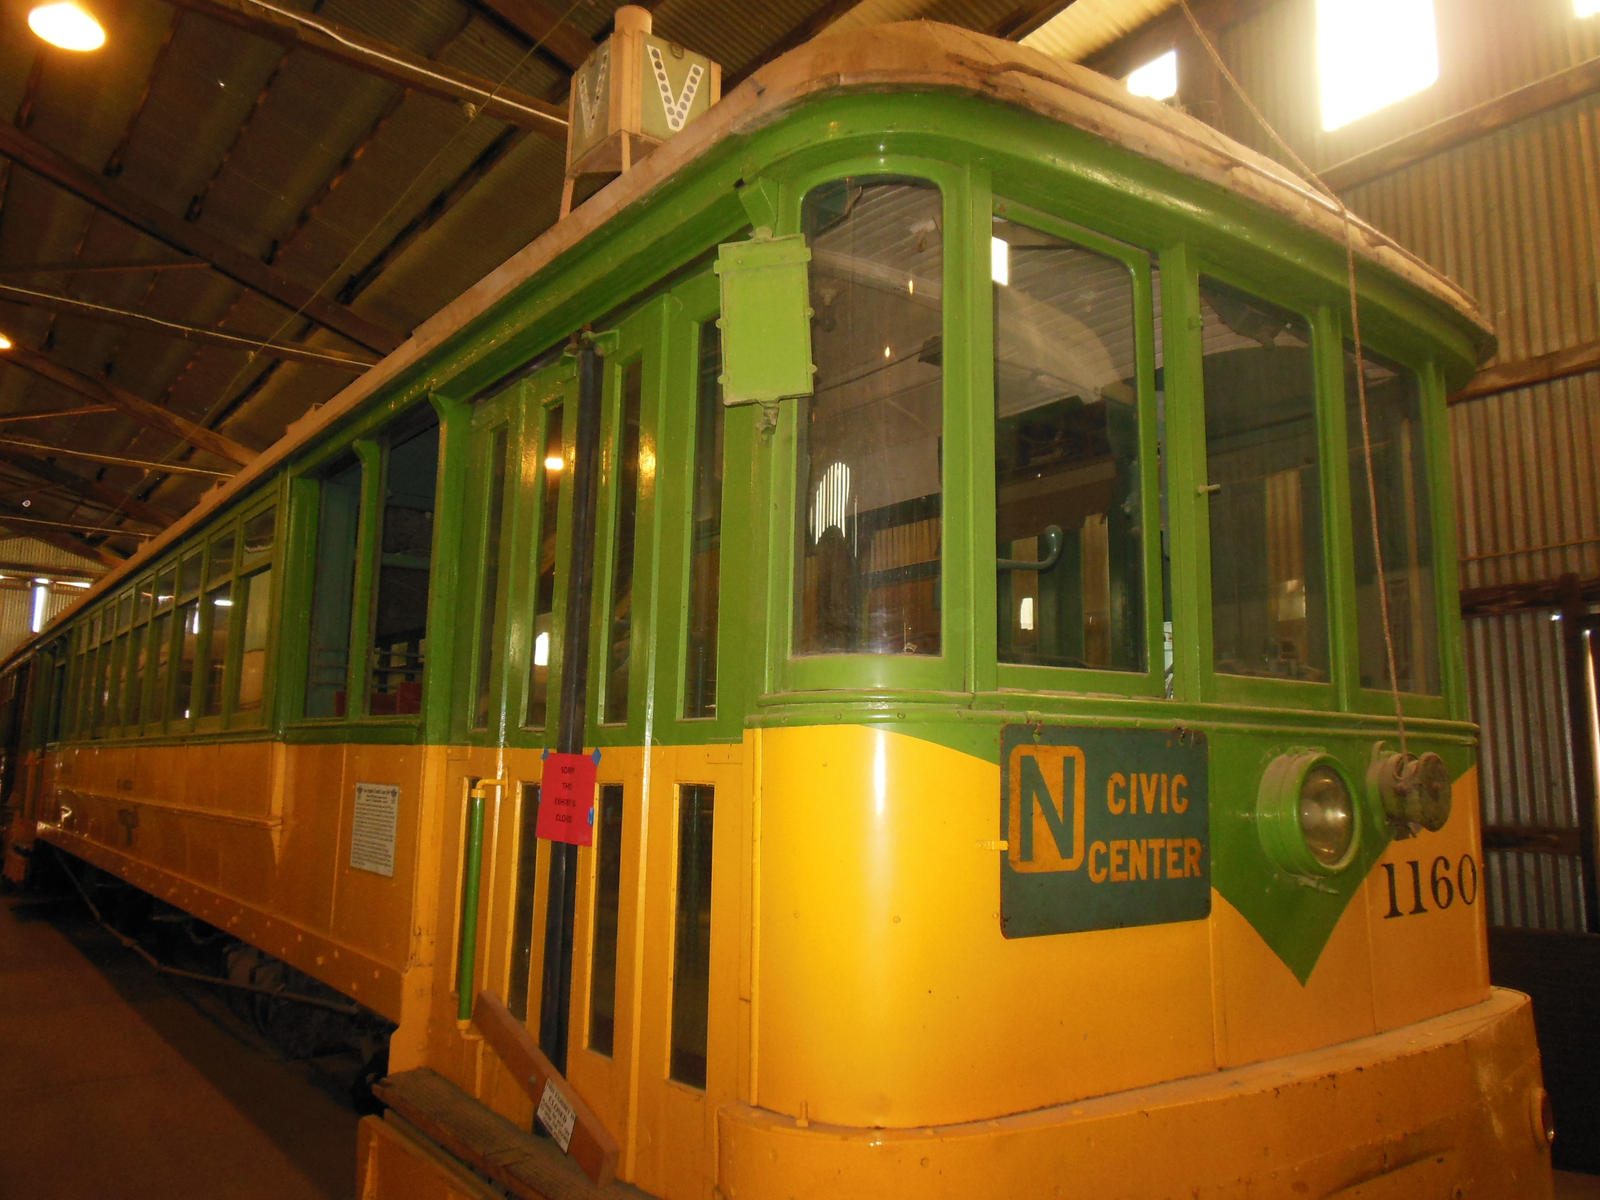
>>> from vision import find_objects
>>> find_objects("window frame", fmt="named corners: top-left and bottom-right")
top-left (985, 198), bottom-right (1167, 700)
top-left (771, 157), bottom-right (973, 698)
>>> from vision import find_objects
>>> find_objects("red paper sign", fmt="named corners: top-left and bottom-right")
top-left (536, 752), bottom-right (597, 846)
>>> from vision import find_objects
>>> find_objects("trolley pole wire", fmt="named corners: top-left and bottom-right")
top-left (1176, 0), bottom-right (1410, 750)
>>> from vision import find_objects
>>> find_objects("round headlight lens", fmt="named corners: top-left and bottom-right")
top-left (1258, 751), bottom-right (1361, 877)
top-left (1300, 765), bottom-right (1356, 867)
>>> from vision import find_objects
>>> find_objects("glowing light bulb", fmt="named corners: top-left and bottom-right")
top-left (28, 3), bottom-right (106, 51)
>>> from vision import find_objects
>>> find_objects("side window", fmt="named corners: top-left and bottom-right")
top-left (1199, 279), bottom-right (1328, 682)
top-left (993, 215), bottom-right (1146, 673)
top-left (305, 454), bottom-right (362, 718)
top-left (1346, 347), bottom-right (1439, 695)
top-left (201, 531), bottom-right (236, 719)
top-left (796, 177), bottom-right (943, 657)
top-left (370, 419), bottom-right (438, 716)
top-left (303, 407), bottom-right (439, 722)
top-left (144, 566), bottom-right (177, 726)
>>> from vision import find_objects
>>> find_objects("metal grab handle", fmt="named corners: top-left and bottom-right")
top-left (998, 524), bottom-right (1064, 572)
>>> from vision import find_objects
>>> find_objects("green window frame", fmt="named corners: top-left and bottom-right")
top-left (290, 404), bottom-right (440, 728)
top-left (985, 198), bottom-right (1166, 700)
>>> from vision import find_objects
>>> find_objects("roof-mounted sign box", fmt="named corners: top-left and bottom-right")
top-left (562, 5), bottom-right (720, 213)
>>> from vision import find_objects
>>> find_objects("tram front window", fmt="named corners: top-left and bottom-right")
top-left (1198, 279), bottom-right (1329, 682)
top-left (795, 178), bottom-right (943, 657)
top-left (993, 216), bottom-right (1144, 672)
top-left (1346, 348), bottom-right (1439, 695)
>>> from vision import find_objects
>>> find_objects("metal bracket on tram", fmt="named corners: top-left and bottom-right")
top-left (564, 328), bottom-right (620, 361)
top-left (998, 524), bottom-right (1064, 572)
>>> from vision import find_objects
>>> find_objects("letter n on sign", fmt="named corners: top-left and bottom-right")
top-left (537, 753), bottom-right (597, 846)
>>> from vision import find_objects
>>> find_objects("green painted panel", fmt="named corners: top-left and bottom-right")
top-left (714, 233), bottom-right (814, 404)
top-left (999, 724), bottom-right (1210, 938)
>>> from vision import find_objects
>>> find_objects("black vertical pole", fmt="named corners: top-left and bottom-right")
top-left (538, 335), bottom-right (604, 1071)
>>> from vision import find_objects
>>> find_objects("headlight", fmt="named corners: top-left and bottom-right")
top-left (1368, 750), bottom-right (1452, 835)
top-left (1259, 751), bottom-right (1359, 877)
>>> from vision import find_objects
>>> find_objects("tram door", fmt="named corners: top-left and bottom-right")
top-left (563, 284), bottom-right (740, 1200)
top-left (459, 288), bottom-right (737, 1197)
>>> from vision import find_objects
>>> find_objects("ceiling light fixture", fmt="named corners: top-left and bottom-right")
top-left (0, 333), bottom-right (12, 351)
top-left (28, 2), bottom-right (106, 51)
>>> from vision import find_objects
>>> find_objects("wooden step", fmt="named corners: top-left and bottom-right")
top-left (374, 1068), bottom-right (648, 1200)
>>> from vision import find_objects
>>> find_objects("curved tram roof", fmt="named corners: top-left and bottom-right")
top-left (13, 20), bottom-right (1494, 656)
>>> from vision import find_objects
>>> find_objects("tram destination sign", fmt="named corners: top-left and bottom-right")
top-left (1000, 725), bottom-right (1209, 938)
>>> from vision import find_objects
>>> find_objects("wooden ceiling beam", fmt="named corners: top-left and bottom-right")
top-left (987, 0), bottom-right (1084, 42)
top-left (0, 282), bottom-right (377, 371)
top-left (1323, 54), bottom-right (1600, 193)
top-left (478, 0), bottom-right (596, 72)
top-left (0, 503), bottom-right (125, 566)
top-left (0, 121), bottom-right (404, 356)
top-left (0, 344), bottom-right (255, 469)
top-left (0, 449), bottom-right (176, 529)
top-left (1085, 0), bottom-right (1280, 79)
top-left (163, 0), bottom-right (569, 134)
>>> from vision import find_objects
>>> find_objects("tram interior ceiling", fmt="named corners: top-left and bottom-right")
top-left (1, 0), bottom-right (1598, 1198)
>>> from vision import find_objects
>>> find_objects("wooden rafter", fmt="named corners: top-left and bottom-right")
top-left (987, 0), bottom-right (1084, 42)
top-left (0, 501), bottom-right (124, 565)
top-left (479, 0), bottom-right (597, 71)
top-left (0, 449), bottom-right (176, 529)
top-left (1085, 0), bottom-right (1280, 79)
top-left (0, 344), bottom-right (256, 469)
top-left (0, 282), bottom-right (377, 371)
top-left (1450, 337), bottom-right (1600, 406)
top-left (1322, 55), bottom-right (1600, 193)
top-left (0, 121), bottom-right (404, 356)
top-left (163, 0), bottom-right (569, 134)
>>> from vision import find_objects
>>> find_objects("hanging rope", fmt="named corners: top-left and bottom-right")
top-left (1175, 0), bottom-right (1409, 752)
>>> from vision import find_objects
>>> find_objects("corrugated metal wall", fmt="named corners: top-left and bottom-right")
top-left (1213, 0), bottom-right (1600, 929)
top-left (0, 536), bottom-right (102, 664)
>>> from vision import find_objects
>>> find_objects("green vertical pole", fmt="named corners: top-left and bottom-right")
top-left (457, 785), bottom-right (487, 1021)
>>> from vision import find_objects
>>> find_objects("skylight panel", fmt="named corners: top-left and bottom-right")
top-left (1317, 0), bottom-right (1439, 131)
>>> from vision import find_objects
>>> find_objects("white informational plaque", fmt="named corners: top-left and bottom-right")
top-left (350, 782), bottom-right (400, 876)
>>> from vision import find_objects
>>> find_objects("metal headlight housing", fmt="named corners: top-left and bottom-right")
top-left (1368, 750), bottom-right (1452, 835)
top-left (1258, 751), bottom-right (1360, 877)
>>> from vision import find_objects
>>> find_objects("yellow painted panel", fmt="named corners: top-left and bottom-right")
top-left (719, 990), bottom-right (1553, 1200)
top-left (754, 726), bottom-right (1214, 1129)
top-left (276, 743), bottom-right (345, 933)
top-left (331, 745), bottom-right (428, 971)
top-left (631, 746), bottom-right (746, 1200)
top-left (1365, 767), bottom-right (1490, 1031)
top-left (566, 745), bottom-right (645, 1175)
top-left (1209, 887), bottom-right (1375, 1067)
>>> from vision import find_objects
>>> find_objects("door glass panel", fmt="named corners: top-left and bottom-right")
top-left (796, 178), bottom-right (943, 656)
top-left (506, 782), bottom-right (542, 1022)
top-left (525, 405), bottom-right (564, 729)
top-left (1199, 279), bottom-right (1328, 681)
top-left (1346, 347), bottom-right (1439, 694)
top-left (994, 216), bottom-right (1145, 672)
top-left (588, 782), bottom-right (625, 1055)
top-left (670, 783), bottom-right (715, 1087)
top-left (683, 325), bottom-right (723, 718)
top-left (602, 364), bottom-right (643, 725)
top-left (474, 426), bottom-right (511, 730)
